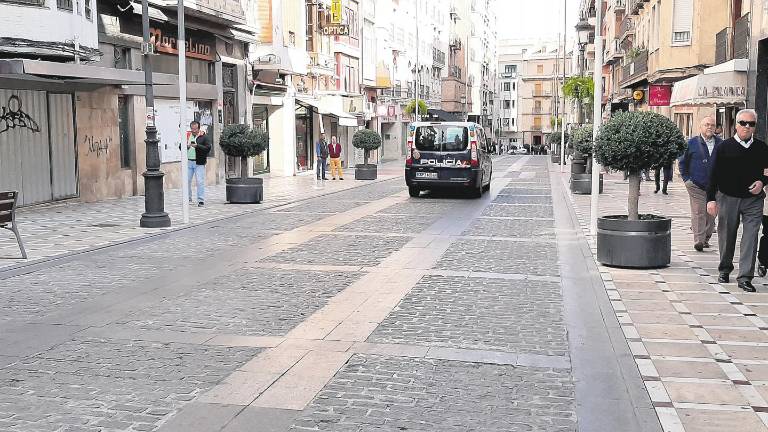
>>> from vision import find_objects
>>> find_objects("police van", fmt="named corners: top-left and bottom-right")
top-left (404, 122), bottom-right (493, 198)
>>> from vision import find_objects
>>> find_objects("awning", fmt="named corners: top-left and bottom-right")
top-left (297, 97), bottom-right (358, 127)
top-left (0, 59), bottom-right (178, 86)
top-left (671, 68), bottom-right (747, 107)
top-left (126, 1), bottom-right (168, 21)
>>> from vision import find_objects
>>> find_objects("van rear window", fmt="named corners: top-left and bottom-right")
top-left (415, 126), bottom-right (468, 152)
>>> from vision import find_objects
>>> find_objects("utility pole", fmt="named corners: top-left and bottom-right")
top-left (178, 0), bottom-right (190, 224)
top-left (590, 0), bottom-right (604, 235)
top-left (140, 0), bottom-right (171, 228)
top-left (415, 0), bottom-right (420, 121)
top-left (560, 0), bottom-right (567, 172)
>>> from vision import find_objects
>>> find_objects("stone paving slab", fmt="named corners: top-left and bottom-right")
top-left (562, 168), bottom-right (768, 432)
top-left (0, 337), bottom-right (259, 432)
top-left (289, 354), bottom-right (576, 432)
top-left (367, 275), bottom-right (568, 356)
top-left (0, 164), bottom-right (403, 271)
top-left (434, 238), bottom-right (560, 276)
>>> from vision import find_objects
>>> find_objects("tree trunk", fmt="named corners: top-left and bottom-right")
top-left (240, 156), bottom-right (248, 179)
top-left (364, 149), bottom-right (369, 166)
top-left (628, 171), bottom-right (641, 220)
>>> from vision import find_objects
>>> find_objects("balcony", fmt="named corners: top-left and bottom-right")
top-left (433, 48), bottom-right (446, 67)
top-left (449, 36), bottom-right (462, 51)
top-left (532, 107), bottom-right (544, 114)
top-left (531, 125), bottom-right (543, 131)
top-left (620, 49), bottom-right (648, 87)
top-left (449, 66), bottom-right (462, 79)
top-left (604, 39), bottom-right (624, 64)
top-left (532, 91), bottom-right (552, 97)
top-left (620, 16), bottom-right (635, 43)
top-left (734, 14), bottom-right (750, 60)
top-left (614, 0), bottom-right (626, 12)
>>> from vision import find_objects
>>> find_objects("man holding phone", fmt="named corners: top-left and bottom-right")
top-left (187, 121), bottom-right (211, 207)
top-left (707, 109), bottom-right (768, 292)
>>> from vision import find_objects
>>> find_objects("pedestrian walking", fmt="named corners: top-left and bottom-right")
top-left (654, 163), bottom-right (673, 195)
top-left (328, 135), bottom-right (344, 180)
top-left (758, 189), bottom-right (768, 277)
top-left (680, 116), bottom-right (722, 252)
top-left (315, 133), bottom-right (329, 180)
top-left (187, 121), bottom-right (211, 207)
top-left (707, 109), bottom-right (768, 292)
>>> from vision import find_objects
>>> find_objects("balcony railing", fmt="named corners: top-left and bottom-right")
top-left (620, 16), bottom-right (634, 42)
top-left (449, 66), bottom-right (462, 79)
top-left (449, 36), bottom-right (462, 51)
top-left (532, 125), bottom-right (543, 131)
top-left (715, 28), bottom-right (731, 65)
top-left (614, 0), bottom-right (626, 11)
top-left (734, 14), bottom-right (750, 60)
top-left (621, 50), bottom-right (648, 85)
top-left (433, 49), bottom-right (446, 67)
top-left (532, 91), bottom-right (552, 97)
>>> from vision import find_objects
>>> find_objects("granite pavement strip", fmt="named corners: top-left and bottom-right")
top-left (0, 164), bottom-right (403, 272)
top-left (0, 155), bottom-right (661, 432)
top-left (562, 168), bottom-right (768, 432)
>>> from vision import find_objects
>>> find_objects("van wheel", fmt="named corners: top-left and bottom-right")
top-left (408, 186), bottom-right (421, 197)
top-left (483, 171), bottom-right (492, 192)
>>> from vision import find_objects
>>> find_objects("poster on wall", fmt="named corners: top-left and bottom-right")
top-left (155, 99), bottom-right (212, 163)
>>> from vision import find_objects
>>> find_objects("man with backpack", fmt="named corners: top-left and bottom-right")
top-left (315, 133), bottom-right (329, 180)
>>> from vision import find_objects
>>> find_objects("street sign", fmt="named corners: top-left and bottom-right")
top-left (331, 0), bottom-right (342, 24)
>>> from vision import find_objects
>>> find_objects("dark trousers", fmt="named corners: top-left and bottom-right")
top-left (717, 193), bottom-right (763, 282)
top-left (759, 215), bottom-right (768, 267)
top-left (654, 165), bottom-right (673, 192)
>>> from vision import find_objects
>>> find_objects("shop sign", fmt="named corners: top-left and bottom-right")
top-left (697, 85), bottom-right (746, 99)
top-left (150, 25), bottom-right (215, 61)
top-left (331, 0), bottom-right (342, 24)
top-left (648, 85), bottom-right (672, 106)
top-left (322, 24), bottom-right (349, 36)
top-left (379, 116), bottom-right (397, 123)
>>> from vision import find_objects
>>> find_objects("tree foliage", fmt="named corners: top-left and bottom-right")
top-left (403, 99), bottom-right (428, 116)
top-left (595, 111), bottom-right (686, 220)
top-left (594, 111), bottom-right (685, 173)
top-left (547, 131), bottom-right (569, 146)
top-left (219, 124), bottom-right (269, 158)
top-left (563, 76), bottom-right (594, 104)
top-left (352, 128), bottom-right (382, 151)
top-left (572, 125), bottom-right (594, 156)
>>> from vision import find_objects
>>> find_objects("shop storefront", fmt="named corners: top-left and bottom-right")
top-left (295, 103), bottom-right (313, 173)
top-left (671, 60), bottom-right (747, 138)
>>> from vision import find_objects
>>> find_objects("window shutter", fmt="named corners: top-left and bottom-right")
top-left (672, 0), bottom-right (693, 42)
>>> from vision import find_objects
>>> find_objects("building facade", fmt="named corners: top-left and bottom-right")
top-left (496, 40), bottom-right (530, 147)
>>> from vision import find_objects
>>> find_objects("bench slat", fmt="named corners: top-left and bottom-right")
top-left (0, 202), bottom-right (13, 213)
top-left (0, 191), bottom-right (16, 201)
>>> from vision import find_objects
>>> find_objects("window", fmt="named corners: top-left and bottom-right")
top-left (504, 65), bottom-right (517, 74)
top-left (512, 82), bottom-right (516, 91)
top-left (84, 0), bottom-right (91, 19)
top-left (503, 118), bottom-right (510, 127)
top-left (536, 64), bottom-right (544, 74)
top-left (4, 0), bottom-right (45, 5)
top-left (503, 82), bottom-right (511, 91)
top-left (288, 31), bottom-right (296, 46)
top-left (57, 0), bottom-right (73, 10)
top-left (511, 100), bottom-right (515, 109)
top-left (415, 125), bottom-right (469, 151)
top-left (511, 118), bottom-right (515, 126)
top-left (503, 100), bottom-right (511, 109)
top-left (345, 7), bottom-right (359, 39)
top-left (672, 0), bottom-right (693, 45)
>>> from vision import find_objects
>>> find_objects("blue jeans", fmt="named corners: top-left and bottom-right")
top-left (188, 160), bottom-right (205, 203)
top-left (316, 158), bottom-right (327, 179)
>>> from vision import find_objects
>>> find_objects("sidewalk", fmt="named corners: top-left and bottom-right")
top-left (0, 162), bottom-right (403, 272)
top-left (560, 167), bottom-right (768, 432)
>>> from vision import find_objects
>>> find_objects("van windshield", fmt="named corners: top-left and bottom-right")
top-left (415, 126), bottom-right (469, 152)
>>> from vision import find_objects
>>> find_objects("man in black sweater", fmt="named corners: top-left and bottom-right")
top-left (707, 109), bottom-right (768, 292)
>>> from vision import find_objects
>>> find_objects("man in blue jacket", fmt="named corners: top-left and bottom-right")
top-left (679, 116), bottom-right (722, 251)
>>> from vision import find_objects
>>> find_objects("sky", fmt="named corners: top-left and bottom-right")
top-left (496, 0), bottom-right (580, 41)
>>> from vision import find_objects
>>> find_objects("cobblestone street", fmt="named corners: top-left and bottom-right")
top-left (1, 155), bottom-right (665, 432)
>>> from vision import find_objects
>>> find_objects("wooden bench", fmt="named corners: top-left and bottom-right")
top-left (0, 191), bottom-right (27, 259)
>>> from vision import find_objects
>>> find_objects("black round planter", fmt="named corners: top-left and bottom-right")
top-left (226, 177), bottom-right (263, 204)
top-left (551, 153), bottom-right (560, 163)
top-left (570, 173), bottom-right (603, 194)
top-left (571, 162), bottom-right (587, 174)
top-left (597, 215), bottom-right (671, 268)
top-left (355, 164), bottom-right (378, 180)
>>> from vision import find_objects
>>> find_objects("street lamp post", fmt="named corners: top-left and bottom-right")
top-left (139, 0), bottom-right (171, 228)
top-left (460, 95), bottom-right (467, 121)
top-left (576, 17), bottom-right (592, 125)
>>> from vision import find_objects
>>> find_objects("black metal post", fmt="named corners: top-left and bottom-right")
top-left (140, 0), bottom-right (171, 228)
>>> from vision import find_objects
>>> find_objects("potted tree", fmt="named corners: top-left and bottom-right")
top-left (548, 130), bottom-right (570, 165)
top-left (404, 99), bottom-right (428, 118)
top-left (353, 129), bottom-right (382, 180)
top-left (570, 125), bottom-right (603, 194)
top-left (594, 111), bottom-right (686, 268)
top-left (219, 124), bottom-right (269, 204)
